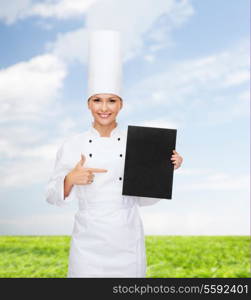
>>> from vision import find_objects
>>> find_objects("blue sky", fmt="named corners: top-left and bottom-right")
top-left (0, 0), bottom-right (249, 235)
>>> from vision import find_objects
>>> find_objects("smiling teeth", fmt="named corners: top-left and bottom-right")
top-left (99, 114), bottom-right (110, 118)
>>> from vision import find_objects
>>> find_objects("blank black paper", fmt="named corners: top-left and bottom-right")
top-left (122, 125), bottom-right (177, 199)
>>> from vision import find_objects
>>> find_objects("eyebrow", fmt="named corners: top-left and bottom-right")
top-left (92, 97), bottom-right (118, 100)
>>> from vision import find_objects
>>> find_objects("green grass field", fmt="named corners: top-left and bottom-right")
top-left (0, 236), bottom-right (250, 278)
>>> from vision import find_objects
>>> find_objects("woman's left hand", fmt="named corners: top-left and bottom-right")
top-left (171, 150), bottom-right (183, 170)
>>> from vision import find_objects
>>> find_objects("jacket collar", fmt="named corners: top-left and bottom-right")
top-left (88, 122), bottom-right (121, 137)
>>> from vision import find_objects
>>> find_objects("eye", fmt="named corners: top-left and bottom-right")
top-left (93, 98), bottom-right (100, 102)
top-left (109, 99), bottom-right (116, 102)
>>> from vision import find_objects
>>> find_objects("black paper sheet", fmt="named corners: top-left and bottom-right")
top-left (122, 125), bottom-right (177, 199)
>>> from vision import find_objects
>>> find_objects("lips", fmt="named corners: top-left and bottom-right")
top-left (98, 113), bottom-right (111, 118)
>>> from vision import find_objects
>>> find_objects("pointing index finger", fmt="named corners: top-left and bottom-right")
top-left (86, 168), bottom-right (108, 173)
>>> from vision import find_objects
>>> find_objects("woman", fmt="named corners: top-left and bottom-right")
top-left (45, 92), bottom-right (183, 277)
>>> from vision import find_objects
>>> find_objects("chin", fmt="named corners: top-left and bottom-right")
top-left (96, 117), bottom-right (115, 126)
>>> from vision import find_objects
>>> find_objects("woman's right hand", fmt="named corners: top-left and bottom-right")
top-left (66, 154), bottom-right (107, 186)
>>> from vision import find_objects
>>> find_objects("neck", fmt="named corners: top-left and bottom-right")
top-left (93, 121), bottom-right (117, 137)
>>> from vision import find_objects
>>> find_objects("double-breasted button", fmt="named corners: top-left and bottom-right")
top-left (89, 153), bottom-right (92, 157)
top-left (89, 139), bottom-right (92, 143)
top-left (119, 154), bottom-right (122, 157)
top-left (119, 177), bottom-right (122, 180)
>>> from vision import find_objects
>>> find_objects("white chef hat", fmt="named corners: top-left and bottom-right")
top-left (87, 29), bottom-right (122, 99)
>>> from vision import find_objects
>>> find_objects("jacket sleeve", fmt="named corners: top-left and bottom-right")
top-left (45, 143), bottom-right (77, 207)
top-left (137, 196), bottom-right (162, 206)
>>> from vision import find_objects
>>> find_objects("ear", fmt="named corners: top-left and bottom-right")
top-left (119, 99), bottom-right (123, 110)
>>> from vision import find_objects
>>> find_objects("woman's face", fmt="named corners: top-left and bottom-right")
top-left (88, 93), bottom-right (123, 126)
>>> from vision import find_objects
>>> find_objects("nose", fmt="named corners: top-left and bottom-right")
top-left (101, 101), bottom-right (108, 112)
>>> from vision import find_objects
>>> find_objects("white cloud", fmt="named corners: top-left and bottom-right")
top-left (58, 117), bottom-right (78, 135)
top-left (0, 126), bottom-right (48, 158)
top-left (132, 40), bottom-right (249, 103)
top-left (0, 51), bottom-right (82, 188)
top-left (0, 0), bottom-right (31, 24)
top-left (125, 39), bottom-right (249, 125)
top-left (0, 154), bottom-right (55, 188)
top-left (224, 70), bottom-right (250, 87)
top-left (181, 174), bottom-right (250, 191)
top-left (143, 54), bottom-right (156, 63)
top-left (0, 54), bottom-right (66, 122)
top-left (178, 168), bottom-right (250, 191)
top-left (0, 121), bottom-right (83, 187)
top-left (0, 0), bottom-right (193, 29)
top-left (140, 211), bottom-right (249, 235)
top-left (87, 0), bottom-right (194, 61)
top-left (49, 28), bottom-right (88, 64)
top-left (28, 0), bottom-right (97, 19)
top-left (178, 168), bottom-right (214, 176)
top-left (0, 212), bottom-right (75, 235)
top-left (139, 118), bottom-right (179, 129)
top-left (49, 0), bottom-right (193, 64)
top-left (0, 0), bottom-right (97, 24)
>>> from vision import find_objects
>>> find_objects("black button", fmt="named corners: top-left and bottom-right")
top-left (89, 139), bottom-right (92, 143)
top-left (119, 177), bottom-right (122, 180)
top-left (120, 154), bottom-right (122, 157)
top-left (89, 153), bottom-right (92, 157)
top-left (117, 137), bottom-right (120, 141)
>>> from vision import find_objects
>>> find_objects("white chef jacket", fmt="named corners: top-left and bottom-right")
top-left (45, 123), bottom-right (161, 277)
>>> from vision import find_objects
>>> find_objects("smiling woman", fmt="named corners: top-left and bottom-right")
top-left (45, 29), bottom-right (183, 278)
top-left (87, 93), bottom-right (123, 136)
